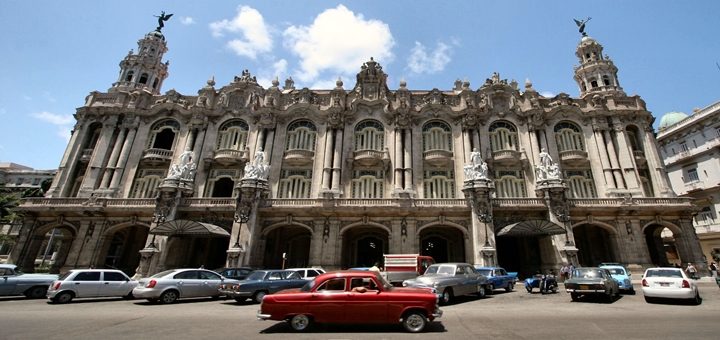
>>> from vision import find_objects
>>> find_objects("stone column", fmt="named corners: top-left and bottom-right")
top-left (321, 129), bottom-right (334, 191)
top-left (109, 125), bottom-right (138, 191)
top-left (47, 120), bottom-right (87, 197)
top-left (674, 217), bottom-right (708, 274)
top-left (462, 180), bottom-right (496, 267)
top-left (394, 129), bottom-right (403, 190)
top-left (642, 126), bottom-right (673, 196)
top-left (613, 124), bottom-right (640, 190)
top-left (79, 118), bottom-right (118, 197)
top-left (403, 129), bottom-right (413, 190)
top-left (100, 128), bottom-right (127, 189)
top-left (331, 129), bottom-right (343, 192)
top-left (593, 127), bottom-right (616, 190)
top-left (604, 130), bottom-right (626, 189)
top-left (462, 130), bottom-right (472, 163)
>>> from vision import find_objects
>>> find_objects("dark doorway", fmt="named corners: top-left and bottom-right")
top-left (211, 177), bottom-right (235, 197)
top-left (263, 226), bottom-right (312, 269)
top-left (573, 225), bottom-right (616, 266)
top-left (153, 129), bottom-right (175, 149)
top-left (421, 237), bottom-right (449, 263)
top-left (497, 236), bottom-right (542, 279)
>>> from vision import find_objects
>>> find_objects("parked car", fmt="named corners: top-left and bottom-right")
top-left (564, 267), bottom-right (620, 302)
top-left (219, 269), bottom-right (309, 303)
top-left (474, 266), bottom-right (516, 293)
top-left (214, 267), bottom-right (256, 281)
top-left (402, 262), bottom-right (488, 305)
top-left (46, 269), bottom-right (137, 303)
top-left (257, 270), bottom-right (442, 333)
top-left (641, 267), bottom-right (701, 305)
top-left (0, 264), bottom-right (58, 298)
top-left (287, 267), bottom-right (326, 279)
top-left (599, 264), bottom-right (634, 294)
top-left (132, 268), bottom-right (239, 304)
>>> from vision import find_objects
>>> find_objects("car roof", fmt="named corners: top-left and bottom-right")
top-left (0, 264), bottom-right (17, 269)
top-left (68, 268), bottom-right (123, 272)
top-left (599, 265), bottom-right (625, 269)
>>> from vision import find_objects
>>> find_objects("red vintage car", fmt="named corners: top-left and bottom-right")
top-left (257, 270), bottom-right (442, 332)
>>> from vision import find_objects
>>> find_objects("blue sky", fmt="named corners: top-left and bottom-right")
top-left (1, 1), bottom-right (719, 170)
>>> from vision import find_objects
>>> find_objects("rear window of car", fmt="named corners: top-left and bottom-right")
top-left (199, 271), bottom-right (221, 280)
top-left (174, 271), bottom-right (199, 280)
top-left (73, 271), bottom-right (100, 281)
top-left (284, 271), bottom-right (302, 280)
top-left (307, 270), bottom-right (320, 277)
top-left (103, 271), bottom-right (128, 281)
top-left (58, 272), bottom-right (73, 280)
top-left (574, 268), bottom-right (601, 278)
top-left (151, 270), bottom-right (176, 278)
top-left (246, 271), bottom-right (266, 281)
top-left (604, 268), bottom-right (626, 275)
top-left (646, 269), bottom-right (682, 278)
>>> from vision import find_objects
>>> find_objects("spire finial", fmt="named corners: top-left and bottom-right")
top-left (573, 17), bottom-right (591, 37)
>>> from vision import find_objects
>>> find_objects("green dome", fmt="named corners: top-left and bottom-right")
top-left (658, 111), bottom-right (689, 130)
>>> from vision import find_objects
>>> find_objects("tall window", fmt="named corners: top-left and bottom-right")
top-left (278, 169), bottom-right (312, 198)
top-left (554, 122), bottom-right (585, 152)
top-left (696, 206), bottom-right (715, 225)
top-left (352, 170), bottom-right (384, 198)
top-left (147, 119), bottom-right (180, 150)
top-left (494, 170), bottom-right (527, 198)
top-left (130, 169), bottom-right (165, 198)
top-left (205, 169), bottom-right (241, 198)
top-left (216, 120), bottom-right (249, 151)
top-left (422, 121), bottom-right (452, 151)
top-left (565, 170), bottom-right (597, 198)
top-left (423, 170), bottom-right (455, 198)
top-left (286, 120), bottom-right (317, 151)
top-left (489, 121), bottom-right (518, 152)
top-left (625, 125), bottom-right (643, 152)
top-left (679, 141), bottom-right (689, 153)
top-left (354, 120), bottom-right (384, 151)
top-left (685, 168), bottom-right (699, 182)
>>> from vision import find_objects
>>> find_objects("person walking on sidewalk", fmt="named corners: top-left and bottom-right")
top-left (685, 263), bottom-right (698, 279)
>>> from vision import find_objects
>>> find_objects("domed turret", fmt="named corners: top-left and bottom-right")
top-left (109, 30), bottom-right (170, 95)
top-left (572, 35), bottom-right (625, 98)
top-left (658, 111), bottom-right (689, 130)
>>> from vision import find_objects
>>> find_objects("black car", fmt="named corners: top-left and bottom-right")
top-left (214, 267), bottom-right (256, 281)
top-left (218, 269), bottom-right (309, 303)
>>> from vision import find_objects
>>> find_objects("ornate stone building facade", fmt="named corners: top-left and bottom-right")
top-left (8, 26), bottom-right (705, 277)
top-left (656, 103), bottom-right (720, 266)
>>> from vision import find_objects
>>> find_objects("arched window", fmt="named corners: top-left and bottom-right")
top-left (204, 169), bottom-right (241, 198)
top-left (216, 120), bottom-right (249, 151)
top-left (139, 73), bottom-right (149, 84)
top-left (625, 125), bottom-right (644, 152)
top-left (278, 169), bottom-right (312, 198)
top-left (554, 122), bottom-right (585, 152)
top-left (602, 75), bottom-right (611, 86)
top-left (130, 170), bottom-right (165, 198)
top-left (590, 79), bottom-right (598, 88)
top-left (423, 169), bottom-right (455, 198)
top-left (565, 170), bottom-right (597, 198)
top-left (493, 170), bottom-right (527, 198)
top-left (354, 120), bottom-right (384, 151)
top-left (489, 121), bottom-right (518, 152)
top-left (152, 78), bottom-right (159, 89)
top-left (422, 121), bottom-right (452, 151)
top-left (209, 177), bottom-right (235, 197)
top-left (147, 119), bottom-right (180, 150)
top-left (125, 71), bottom-right (134, 82)
top-left (286, 120), bottom-right (317, 151)
top-left (351, 170), bottom-right (384, 198)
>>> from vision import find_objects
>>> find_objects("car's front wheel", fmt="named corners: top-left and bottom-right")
top-left (486, 284), bottom-right (494, 295)
top-left (505, 282), bottom-right (514, 292)
top-left (289, 314), bottom-right (312, 332)
top-left (402, 311), bottom-right (428, 333)
top-left (159, 290), bottom-right (179, 304)
top-left (440, 289), bottom-right (453, 305)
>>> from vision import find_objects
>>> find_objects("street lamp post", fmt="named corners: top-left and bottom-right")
top-left (554, 209), bottom-right (573, 247)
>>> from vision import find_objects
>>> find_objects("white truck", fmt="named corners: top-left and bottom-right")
top-left (381, 254), bottom-right (435, 286)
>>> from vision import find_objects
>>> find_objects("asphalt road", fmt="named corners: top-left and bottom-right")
top-left (1, 281), bottom-right (718, 340)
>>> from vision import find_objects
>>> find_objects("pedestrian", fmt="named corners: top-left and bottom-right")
top-left (709, 262), bottom-right (717, 278)
top-left (369, 262), bottom-right (381, 272)
top-left (560, 263), bottom-right (570, 282)
top-left (568, 263), bottom-right (575, 279)
top-left (685, 262), bottom-right (698, 279)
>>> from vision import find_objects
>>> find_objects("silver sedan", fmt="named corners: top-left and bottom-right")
top-left (403, 263), bottom-right (488, 305)
top-left (133, 268), bottom-right (239, 304)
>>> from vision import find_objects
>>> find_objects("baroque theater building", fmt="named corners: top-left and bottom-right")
top-left (8, 24), bottom-right (705, 278)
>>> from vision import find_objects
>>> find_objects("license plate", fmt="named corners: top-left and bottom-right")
top-left (580, 285), bottom-right (589, 290)
top-left (659, 282), bottom-right (670, 287)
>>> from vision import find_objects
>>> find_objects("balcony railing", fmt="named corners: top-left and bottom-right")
top-left (352, 149), bottom-right (388, 167)
top-left (492, 149), bottom-right (522, 165)
top-left (142, 148), bottom-right (174, 163)
top-left (423, 149), bottom-right (453, 166)
top-left (559, 149), bottom-right (588, 164)
top-left (213, 149), bottom-right (249, 165)
top-left (283, 149), bottom-right (315, 166)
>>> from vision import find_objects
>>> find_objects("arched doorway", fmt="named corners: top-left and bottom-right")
top-left (263, 226), bottom-right (312, 269)
top-left (31, 227), bottom-right (75, 273)
top-left (573, 224), bottom-right (617, 266)
top-left (419, 226), bottom-right (465, 263)
top-left (496, 236), bottom-right (542, 278)
top-left (100, 225), bottom-right (149, 275)
top-left (644, 225), bottom-right (678, 267)
top-left (342, 226), bottom-right (388, 268)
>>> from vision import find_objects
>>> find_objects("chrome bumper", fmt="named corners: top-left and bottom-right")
top-left (432, 308), bottom-right (443, 319)
top-left (256, 310), bottom-right (272, 320)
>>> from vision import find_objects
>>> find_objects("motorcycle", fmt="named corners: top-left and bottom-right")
top-left (524, 274), bottom-right (558, 294)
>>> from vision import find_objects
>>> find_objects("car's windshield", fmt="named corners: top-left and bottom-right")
top-left (476, 269), bottom-right (492, 276)
top-left (150, 270), bottom-right (176, 278)
top-left (301, 279), bottom-right (316, 292)
top-left (646, 269), bottom-right (682, 278)
top-left (58, 272), bottom-right (72, 280)
top-left (424, 265), bottom-right (455, 275)
top-left (246, 271), bottom-right (267, 281)
top-left (573, 268), bottom-right (602, 278)
top-left (604, 268), bottom-right (625, 275)
top-left (10, 267), bottom-right (22, 275)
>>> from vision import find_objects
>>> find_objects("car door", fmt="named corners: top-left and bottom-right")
top-left (282, 271), bottom-right (307, 290)
top-left (198, 270), bottom-right (223, 296)
top-left (71, 271), bottom-right (101, 297)
top-left (173, 270), bottom-right (202, 297)
top-left (0, 268), bottom-right (18, 295)
top-left (266, 271), bottom-right (286, 293)
top-left (101, 271), bottom-right (131, 297)
top-left (496, 268), bottom-right (507, 287)
top-left (309, 277), bottom-right (348, 323)
top-left (348, 276), bottom-right (387, 323)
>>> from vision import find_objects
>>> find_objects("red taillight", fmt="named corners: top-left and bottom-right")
top-left (641, 279), bottom-right (648, 287)
top-left (52, 281), bottom-right (61, 290)
top-left (146, 279), bottom-right (157, 288)
top-left (682, 280), bottom-right (690, 288)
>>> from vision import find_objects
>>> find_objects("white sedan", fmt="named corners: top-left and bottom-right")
top-left (641, 267), bottom-right (701, 305)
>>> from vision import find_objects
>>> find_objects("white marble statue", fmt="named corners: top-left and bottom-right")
top-left (243, 148), bottom-right (270, 180)
top-left (166, 150), bottom-right (197, 181)
top-left (535, 148), bottom-right (560, 182)
top-left (464, 148), bottom-right (489, 181)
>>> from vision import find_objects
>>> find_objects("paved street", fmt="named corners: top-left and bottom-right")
top-left (1, 281), bottom-right (718, 340)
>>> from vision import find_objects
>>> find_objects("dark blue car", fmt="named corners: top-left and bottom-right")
top-left (474, 266), bottom-right (517, 293)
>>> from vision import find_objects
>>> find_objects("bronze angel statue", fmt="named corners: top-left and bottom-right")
top-left (155, 11), bottom-right (173, 32)
top-left (573, 17), bottom-right (591, 37)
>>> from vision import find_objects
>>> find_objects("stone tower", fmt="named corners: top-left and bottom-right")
top-left (573, 35), bottom-right (624, 98)
top-left (109, 30), bottom-right (169, 95)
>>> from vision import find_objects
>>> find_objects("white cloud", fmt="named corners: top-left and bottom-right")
top-left (283, 5), bottom-right (395, 83)
top-left (209, 6), bottom-right (272, 60)
top-left (407, 41), bottom-right (453, 74)
top-left (180, 17), bottom-right (195, 25)
top-left (32, 111), bottom-right (74, 141)
top-left (540, 91), bottom-right (555, 97)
